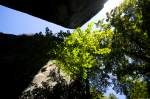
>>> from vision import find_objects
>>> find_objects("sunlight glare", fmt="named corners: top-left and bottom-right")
top-left (104, 0), bottom-right (124, 12)
top-left (81, 0), bottom-right (124, 29)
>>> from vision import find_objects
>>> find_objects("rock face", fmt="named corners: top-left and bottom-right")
top-left (29, 60), bottom-right (70, 88)
top-left (0, 33), bottom-right (55, 98)
top-left (21, 60), bottom-right (87, 99)
top-left (0, 0), bottom-right (107, 28)
top-left (0, 32), bottom-right (74, 99)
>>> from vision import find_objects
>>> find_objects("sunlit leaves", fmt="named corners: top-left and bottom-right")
top-left (56, 23), bottom-right (113, 80)
top-left (127, 80), bottom-right (149, 99)
top-left (95, 48), bottom-right (111, 55)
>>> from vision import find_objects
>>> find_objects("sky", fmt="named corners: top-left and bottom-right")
top-left (0, 0), bottom-right (126, 98)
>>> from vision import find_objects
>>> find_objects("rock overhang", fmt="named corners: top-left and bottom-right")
top-left (0, 0), bottom-right (107, 29)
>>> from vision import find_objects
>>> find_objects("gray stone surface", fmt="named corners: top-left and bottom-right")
top-left (24, 60), bottom-right (71, 91)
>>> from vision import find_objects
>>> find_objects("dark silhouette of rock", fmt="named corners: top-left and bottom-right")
top-left (0, 0), bottom-right (107, 28)
top-left (0, 32), bottom-right (60, 98)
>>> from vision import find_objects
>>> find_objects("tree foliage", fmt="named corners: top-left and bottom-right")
top-left (105, 0), bottom-right (150, 97)
top-left (56, 22), bottom-right (113, 80)
top-left (127, 80), bottom-right (149, 99)
top-left (55, 22), bottom-right (113, 98)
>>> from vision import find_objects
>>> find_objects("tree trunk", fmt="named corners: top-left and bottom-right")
top-left (85, 70), bottom-right (90, 99)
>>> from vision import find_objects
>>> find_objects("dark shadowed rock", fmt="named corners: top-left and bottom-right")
top-left (0, 0), bottom-right (107, 28)
top-left (0, 32), bottom-right (56, 98)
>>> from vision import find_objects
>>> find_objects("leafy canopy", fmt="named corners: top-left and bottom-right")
top-left (56, 22), bottom-right (113, 80)
top-left (105, 0), bottom-right (150, 97)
